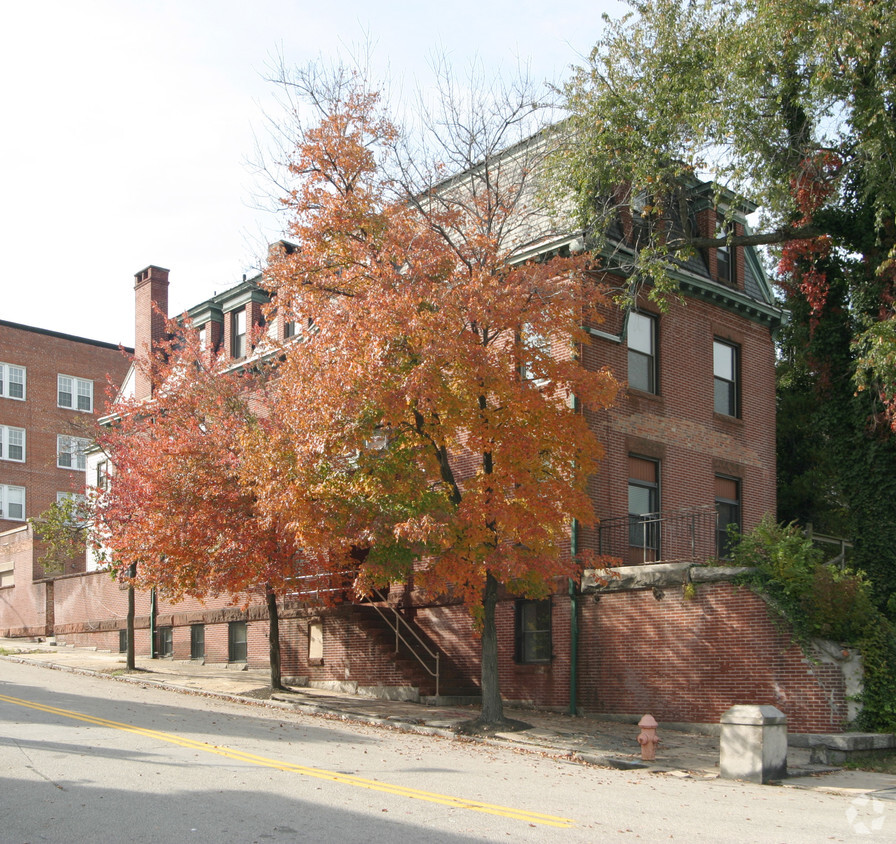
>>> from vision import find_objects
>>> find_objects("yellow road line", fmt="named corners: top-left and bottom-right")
top-left (0, 692), bottom-right (574, 828)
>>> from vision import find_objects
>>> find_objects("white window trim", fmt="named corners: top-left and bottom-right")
top-left (58, 374), bottom-right (94, 412)
top-left (0, 363), bottom-right (26, 401)
top-left (0, 484), bottom-right (25, 521)
top-left (57, 435), bottom-right (90, 471)
top-left (0, 425), bottom-right (26, 463)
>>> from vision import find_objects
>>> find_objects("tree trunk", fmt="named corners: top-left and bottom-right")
top-left (126, 584), bottom-right (135, 671)
top-left (266, 586), bottom-right (284, 691)
top-left (478, 570), bottom-right (504, 724)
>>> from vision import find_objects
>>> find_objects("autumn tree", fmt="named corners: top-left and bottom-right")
top-left (250, 65), bottom-right (619, 728)
top-left (556, 0), bottom-right (896, 604)
top-left (93, 322), bottom-right (301, 688)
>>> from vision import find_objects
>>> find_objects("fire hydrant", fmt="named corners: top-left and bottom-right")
top-left (637, 714), bottom-right (660, 761)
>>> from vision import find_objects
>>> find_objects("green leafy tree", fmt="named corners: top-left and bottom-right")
top-left (29, 495), bottom-right (90, 576)
top-left (556, 0), bottom-right (896, 603)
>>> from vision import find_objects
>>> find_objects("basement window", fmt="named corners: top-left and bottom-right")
top-left (228, 620), bottom-right (247, 662)
top-left (515, 599), bottom-right (551, 664)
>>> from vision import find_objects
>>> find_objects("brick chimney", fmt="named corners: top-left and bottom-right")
top-left (134, 265), bottom-right (169, 401)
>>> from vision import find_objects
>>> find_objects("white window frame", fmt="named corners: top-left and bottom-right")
top-left (58, 374), bottom-right (94, 412)
top-left (0, 363), bottom-right (26, 400)
top-left (57, 435), bottom-right (90, 471)
top-left (0, 425), bottom-right (25, 462)
top-left (0, 484), bottom-right (25, 521)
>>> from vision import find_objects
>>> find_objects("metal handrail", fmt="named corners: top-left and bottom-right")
top-left (804, 526), bottom-right (854, 568)
top-left (367, 587), bottom-right (441, 698)
top-left (597, 504), bottom-right (719, 564)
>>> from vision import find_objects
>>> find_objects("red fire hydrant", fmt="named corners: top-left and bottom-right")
top-left (637, 714), bottom-right (660, 761)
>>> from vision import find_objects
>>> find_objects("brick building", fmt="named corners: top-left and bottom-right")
top-left (0, 178), bottom-right (862, 732)
top-left (0, 320), bottom-right (131, 581)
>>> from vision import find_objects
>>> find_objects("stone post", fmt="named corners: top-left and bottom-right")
top-left (720, 705), bottom-right (787, 784)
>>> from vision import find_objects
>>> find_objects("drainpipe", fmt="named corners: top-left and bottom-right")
top-left (150, 587), bottom-right (157, 659)
top-left (568, 518), bottom-right (580, 716)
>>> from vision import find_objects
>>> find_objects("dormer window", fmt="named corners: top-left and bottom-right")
top-left (716, 224), bottom-right (735, 285)
top-left (231, 309), bottom-right (246, 358)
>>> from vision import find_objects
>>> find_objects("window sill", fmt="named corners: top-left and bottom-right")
top-left (308, 658), bottom-right (324, 667)
top-left (513, 661), bottom-right (553, 673)
top-left (713, 412), bottom-right (744, 429)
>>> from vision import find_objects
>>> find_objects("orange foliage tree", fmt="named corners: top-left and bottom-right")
top-left (250, 68), bottom-right (619, 726)
top-left (92, 323), bottom-right (300, 689)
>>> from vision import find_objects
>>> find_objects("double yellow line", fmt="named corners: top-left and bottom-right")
top-left (0, 692), bottom-right (574, 828)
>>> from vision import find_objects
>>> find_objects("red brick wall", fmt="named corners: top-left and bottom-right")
top-left (0, 321), bottom-right (131, 577)
top-left (0, 526), bottom-right (46, 636)
top-left (582, 292), bottom-right (777, 551)
top-left (579, 582), bottom-right (849, 733)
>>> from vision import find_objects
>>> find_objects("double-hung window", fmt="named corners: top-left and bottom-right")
top-left (57, 435), bottom-right (89, 471)
top-left (0, 363), bottom-right (25, 400)
top-left (713, 340), bottom-right (739, 417)
top-left (716, 222), bottom-right (735, 285)
top-left (58, 375), bottom-right (93, 412)
top-left (515, 599), bottom-right (552, 663)
top-left (0, 485), bottom-right (25, 521)
top-left (715, 476), bottom-right (741, 559)
top-left (0, 426), bottom-right (25, 462)
top-left (231, 309), bottom-right (247, 358)
top-left (627, 312), bottom-right (657, 393)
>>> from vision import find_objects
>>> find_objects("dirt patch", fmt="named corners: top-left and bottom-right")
top-left (454, 717), bottom-right (532, 736)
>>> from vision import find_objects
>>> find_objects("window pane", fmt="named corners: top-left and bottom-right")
top-left (713, 342), bottom-right (734, 379)
top-left (714, 378), bottom-right (735, 416)
top-left (9, 366), bottom-right (24, 399)
top-left (8, 487), bottom-right (24, 520)
top-left (77, 380), bottom-right (92, 411)
top-left (232, 310), bottom-right (247, 358)
top-left (191, 625), bottom-right (205, 659)
top-left (8, 429), bottom-right (23, 461)
top-left (57, 437), bottom-right (71, 467)
top-left (628, 350), bottom-right (653, 393)
top-left (517, 600), bottom-right (551, 663)
top-left (628, 484), bottom-right (654, 515)
top-left (58, 375), bottom-right (73, 407)
top-left (628, 313), bottom-right (653, 354)
top-left (229, 621), bottom-right (247, 661)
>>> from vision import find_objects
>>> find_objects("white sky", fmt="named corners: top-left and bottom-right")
top-left (0, 0), bottom-right (621, 347)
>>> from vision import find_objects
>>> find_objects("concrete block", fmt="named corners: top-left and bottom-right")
top-left (720, 705), bottom-right (787, 784)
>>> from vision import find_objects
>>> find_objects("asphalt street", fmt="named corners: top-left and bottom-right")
top-left (1, 660), bottom-right (888, 843)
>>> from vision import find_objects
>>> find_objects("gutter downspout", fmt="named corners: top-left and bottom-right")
top-left (150, 587), bottom-right (157, 659)
top-left (569, 519), bottom-right (579, 716)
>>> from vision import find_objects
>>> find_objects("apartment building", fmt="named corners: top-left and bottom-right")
top-left (0, 319), bottom-right (131, 579)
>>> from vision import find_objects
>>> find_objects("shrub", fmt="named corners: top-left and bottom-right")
top-left (730, 514), bottom-right (896, 731)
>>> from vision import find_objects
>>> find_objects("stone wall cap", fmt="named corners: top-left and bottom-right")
top-left (720, 704), bottom-right (787, 726)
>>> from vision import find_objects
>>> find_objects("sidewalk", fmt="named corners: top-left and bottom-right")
top-left (3, 637), bottom-right (895, 798)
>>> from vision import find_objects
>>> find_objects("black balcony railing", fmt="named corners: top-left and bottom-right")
top-left (597, 505), bottom-right (719, 565)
